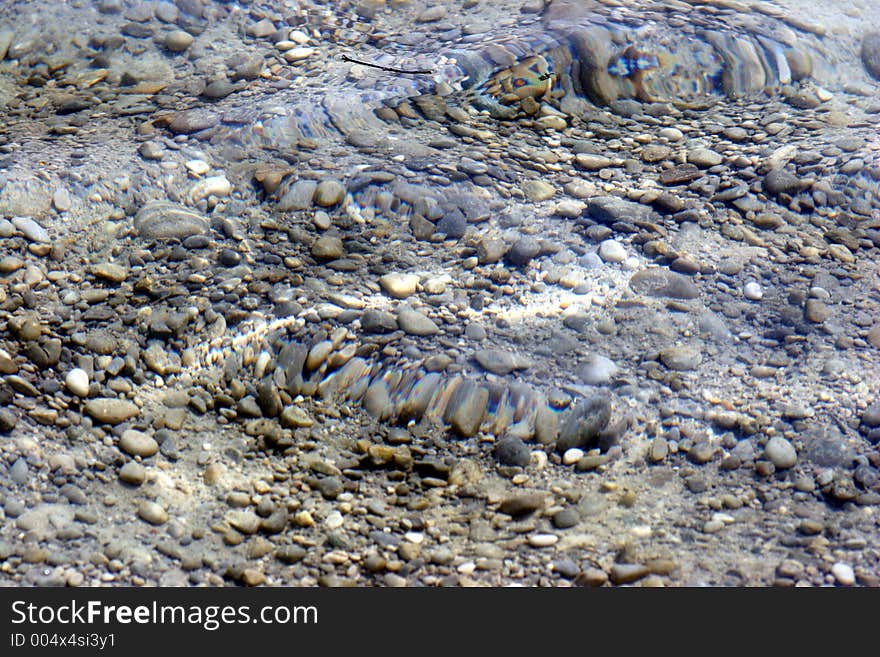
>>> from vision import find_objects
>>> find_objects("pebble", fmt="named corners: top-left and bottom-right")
top-left (562, 448), bottom-right (585, 465)
top-left (473, 349), bottom-right (528, 376)
top-left (528, 533), bottom-right (559, 548)
top-left (165, 30), bottom-right (194, 53)
top-left (494, 436), bottom-right (531, 467)
top-left (764, 168), bottom-right (803, 196)
top-left (10, 458), bottom-right (29, 485)
top-left (83, 398), bottom-right (139, 424)
top-left (119, 430), bottom-right (159, 458)
top-left (552, 508), bottom-right (579, 529)
top-left (134, 201), bottom-right (209, 239)
top-left (743, 281), bottom-right (763, 301)
top-left (764, 436), bottom-right (797, 469)
top-left (609, 563), bottom-right (650, 585)
top-left (52, 188), bottom-right (72, 212)
top-left (861, 32), bottom-right (880, 80)
top-left (831, 562), bottom-right (855, 586)
top-left (137, 501), bottom-right (168, 525)
top-left (523, 180), bottom-right (555, 202)
top-left (312, 235), bottom-right (344, 259)
top-left (506, 237), bottom-right (541, 267)
top-left (659, 345), bottom-right (702, 371)
top-left (379, 273), bottom-right (420, 299)
top-left (499, 493), bottom-right (545, 517)
top-left (578, 354), bottom-right (618, 385)
top-left (64, 368), bottom-right (90, 397)
top-left (12, 216), bottom-right (50, 243)
top-left (687, 148), bottom-right (723, 168)
top-left (119, 462), bottom-right (146, 485)
top-left (598, 239), bottom-right (626, 263)
top-left (397, 308), bottom-right (439, 336)
top-left (313, 179), bottom-right (345, 206)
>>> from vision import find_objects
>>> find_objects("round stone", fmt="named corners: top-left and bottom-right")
top-left (396, 308), bottom-right (439, 336)
top-left (313, 179), bottom-right (345, 206)
top-left (165, 30), bottom-right (194, 52)
top-left (743, 281), bottom-right (763, 301)
top-left (119, 430), bottom-right (159, 458)
top-left (562, 448), bottom-right (585, 465)
top-left (64, 368), bottom-right (90, 397)
top-left (598, 239), bottom-right (626, 263)
top-left (138, 501), bottom-right (168, 525)
top-left (765, 436), bottom-right (797, 469)
top-left (831, 562), bottom-right (855, 586)
top-left (119, 462), bottom-right (146, 485)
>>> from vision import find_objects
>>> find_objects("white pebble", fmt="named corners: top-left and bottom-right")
top-left (528, 533), bottom-right (559, 548)
top-left (404, 531), bottom-right (423, 544)
top-left (831, 562), bottom-right (855, 586)
top-left (188, 175), bottom-right (232, 203)
top-left (64, 368), bottom-right (90, 397)
top-left (743, 281), bottom-right (763, 301)
top-left (324, 511), bottom-right (344, 530)
top-left (562, 448), bottom-right (585, 465)
top-left (185, 159), bottom-right (211, 175)
top-left (283, 47), bottom-right (316, 62)
top-left (12, 216), bottom-right (49, 243)
top-left (598, 239), bottom-right (626, 263)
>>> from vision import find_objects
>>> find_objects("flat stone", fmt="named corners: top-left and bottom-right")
top-left (473, 349), bottom-right (528, 375)
top-left (12, 216), bottom-right (49, 243)
top-left (522, 180), bottom-right (556, 202)
top-left (396, 308), bottom-right (439, 336)
top-left (630, 268), bottom-right (700, 299)
top-left (84, 398), bottom-right (139, 424)
top-left (312, 235), bottom-right (344, 259)
top-left (379, 273), bottom-right (420, 299)
top-left (578, 354), bottom-right (618, 385)
top-left (168, 109), bottom-right (219, 134)
top-left (610, 563), bottom-right (651, 585)
top-left (499, 493), bottom-right (545, 517)
top-left (138, 501), bottom-right (168, 525)
top-left (659, 345), bottom-right (702, 371)
top-left (119, 430), bottom-right (159, 458)
top-left (687, 148), bottom-right (723, 168)
top-left (764, 168), bottom-right (804, 196)
top-left (361, 309), bottom-right (398, 333)
top-left (134, 201), bottom-right (209, 240)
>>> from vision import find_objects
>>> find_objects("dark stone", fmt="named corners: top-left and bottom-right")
top-left (552, 508), bottom-right (579, 529)
top-left (556, 395), bottom-right (612, 452)
top-left (862, 32), bottom-right (880, 81)
top-left (764, 168), bottom-right (804, 197)
top-left (498, 493), bottom-right (545, 517)
top-left (494, 436), bottom-right (530, 467)
top-left (506, 237), bottom-right (541, 267)
top-left (361, 309), bottom-right (398, 333)
top-left (315, 476), bottom-right (343, 500)
top-left (629, 268), bottom-right (700, 299)
top-left (659, 164), bottom-right (703, 185)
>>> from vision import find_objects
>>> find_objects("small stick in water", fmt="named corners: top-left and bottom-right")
top-left (340, 54), bottom-right (434, 75)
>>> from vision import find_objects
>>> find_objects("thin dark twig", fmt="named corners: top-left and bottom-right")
top-left (340, 54), bottom-right (434, 75)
